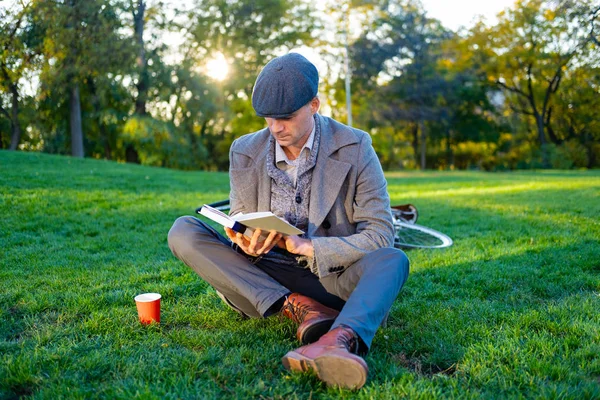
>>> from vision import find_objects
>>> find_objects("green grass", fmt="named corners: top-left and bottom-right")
top-left (1, 150), bottom-right (599, 399)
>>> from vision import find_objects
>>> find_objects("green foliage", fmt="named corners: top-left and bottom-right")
top-left (349, 0), bottom-right (507, 170)
top-left (1, 0), bottom-right (598, 170)
top-left (464, 0), bottom-right (600, 167)
top-left (121, 115), bottom-right (208, 169)
top-left (451, 141), bottom-right (498, 170)
top-left (370, 125), bottom-right (415, 170)
top-left (2, 151), bottom-right (600, 398)
top-left (548, 140), bottom-right (589, 169)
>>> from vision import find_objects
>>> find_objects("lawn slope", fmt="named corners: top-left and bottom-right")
top-left (1, 151), bottom-right (599, 399)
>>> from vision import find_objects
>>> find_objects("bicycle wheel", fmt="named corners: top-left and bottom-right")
top-left (207, 199), bottom-right (230, 211)
top-left (393, 221), bottom-right (453, 249)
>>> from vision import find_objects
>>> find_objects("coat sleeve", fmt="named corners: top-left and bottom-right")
top-left (228, 138), bottom-right (251, 217)
top-left (310, 134), bottom-right (395, 278)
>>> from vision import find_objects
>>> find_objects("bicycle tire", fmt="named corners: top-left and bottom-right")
top-left (393, 221), bottom-right (453, 249)
top-left (207, 199), bottom-right (230, 211)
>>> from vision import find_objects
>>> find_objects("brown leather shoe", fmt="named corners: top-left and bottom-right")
top-left (282, 325), bottom-right (368, 390)
top-left (282, 293), bottom-right (339, 344)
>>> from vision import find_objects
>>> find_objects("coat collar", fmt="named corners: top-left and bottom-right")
top-left (234, 114), bottom-right (359, 159)
top-left (232, 114), bottom-right (360, 230)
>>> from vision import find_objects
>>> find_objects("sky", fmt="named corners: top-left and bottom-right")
top-left (289, 0), bottom-right (520, 85)
top-left (420, 0), bottom-right (517, 31)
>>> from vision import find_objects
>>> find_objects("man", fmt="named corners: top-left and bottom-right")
top-left (168, 53), bottom-right (409, 390)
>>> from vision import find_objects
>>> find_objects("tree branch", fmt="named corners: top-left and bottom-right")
top-left (0, 103), bottom-right (11, 121)
top-left (516, 94), bottom-right (533, 115)
top-left (589, 5), bottom-right (600, 45)
top-left (7, 2), bottom-right (31, 41)
top-left (541, 63), bottom-right (563, 118)
top-left (496, 80), bottom-right (527, 98)
top-left (509, 104), bottom-right (534, 116)
top-left (525, 63), bottom-right (539, 117)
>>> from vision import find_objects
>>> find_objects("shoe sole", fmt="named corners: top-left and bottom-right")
top-left (282, 350), bottom-right (367, 390)
top-left (299, 319), bottom-right (335, 344)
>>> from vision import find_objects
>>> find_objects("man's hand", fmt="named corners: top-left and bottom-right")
top-left (277, 235), bottom-right (314, 258)
top-left (225, 227), bottom-right (282, 257)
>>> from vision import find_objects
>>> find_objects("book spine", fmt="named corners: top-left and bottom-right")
top-left (197, 205), bottom-right (247, 235)
top-left (229, 221), bottom-right (246, 234)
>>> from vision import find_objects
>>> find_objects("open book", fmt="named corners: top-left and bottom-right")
top-left (197, 204), bottom-right (304, 238)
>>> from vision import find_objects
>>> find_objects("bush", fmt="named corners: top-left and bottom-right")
top-left (120, 116), bottom-right (208, 169)
top-left (451, 141), bottom-right (498, 170)
top-left (548, 141), bottom-right (589, 169)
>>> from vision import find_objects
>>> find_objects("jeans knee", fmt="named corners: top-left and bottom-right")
top-left (372, 247), bottom-right (410, 286)
top-left (395, 249), bottom-right (410, 284)
top-left (167, 216), bottom-right (197, 255)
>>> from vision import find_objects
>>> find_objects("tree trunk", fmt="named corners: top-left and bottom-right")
top-left (411, 122), bottom-right (419, 167)
top-left (134, 0), bottom-right (147, 116)
top-left (534, 113), bottom-right (549, 168)
top-left (70, 83), bottom-right (85, 157)
top-left (126, 0), bottom-right (146, 164)
top-left (1, 65), bottom-right (22, 150)
top-left (545, 106), bottom-right (560, 145)
top-left (419, 120), bottom-right (426, 170)
top-left (125, 145), bottom-right (140, 163)
top-left (199, 119), bottom-right (208, 137)
top-left (8, 84), bottom-right (21, 151)
top-left (582, 130), bottom-right (595, 168)
top-left (446, 128), bottom-right (453, 170)
top-left (88, 79), bottom-right (112, 159)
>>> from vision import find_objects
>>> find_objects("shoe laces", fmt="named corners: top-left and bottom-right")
top-left (283, 296), bottom-right (311, 324)
top-left (337, 325), bottom-right (359, 354)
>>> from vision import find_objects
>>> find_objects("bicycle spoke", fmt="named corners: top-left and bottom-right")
top-left (393, 222), bottom-right (453, 249)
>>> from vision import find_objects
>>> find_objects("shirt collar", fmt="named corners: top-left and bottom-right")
top-left (275, 121), bottom-right (316, 164)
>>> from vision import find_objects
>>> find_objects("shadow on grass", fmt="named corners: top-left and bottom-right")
top-left (377, 243), bottom-right (598, 363)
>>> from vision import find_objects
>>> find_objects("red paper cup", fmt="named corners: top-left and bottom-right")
top-left (134, 293), bottom-right (161, 324)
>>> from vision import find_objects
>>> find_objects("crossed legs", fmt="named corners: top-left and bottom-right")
top-left (168, 216), bottom-right (409, 388)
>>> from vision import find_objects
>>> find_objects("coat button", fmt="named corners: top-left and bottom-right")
top-left (295, 196), bottom-right (302, 204)
top-left (322, 220), bottom-right (331, 229)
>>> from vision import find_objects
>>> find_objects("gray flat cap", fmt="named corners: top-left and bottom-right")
top-left (252, 53), bottom-right (319, 118)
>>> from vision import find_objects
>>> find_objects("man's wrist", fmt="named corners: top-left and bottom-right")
top-left (299, 238), bottom-right (314, 258)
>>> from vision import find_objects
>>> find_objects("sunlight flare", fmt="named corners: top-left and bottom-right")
top-left (205, 52), bottom-right (230, 82)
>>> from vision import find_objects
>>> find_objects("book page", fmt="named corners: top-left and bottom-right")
top-left (232, 212), bottom-right (303, 235)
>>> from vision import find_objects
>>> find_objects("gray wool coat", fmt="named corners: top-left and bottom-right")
top-left (228, 114), bottom-right (395, 278)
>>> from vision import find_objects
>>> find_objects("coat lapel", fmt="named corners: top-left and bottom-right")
top-left (256, 151), bottom-right (271, 212)
top-left (308, 115), bottom-right (356, 235)
top-left (230, 132), bottom-right (271, 213)
top-left (308, 157), bottom-right (350, 234)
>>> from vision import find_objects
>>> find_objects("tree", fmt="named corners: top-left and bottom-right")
top-left (124, 0), bottom-right (149, 163)
top-left (549, 64), bottom-right (600, 167)
top-left (0, 1), bottom-right (38, 150)
top-left (481, 0), bottom-right (598, 167)
top-left (351, 0), bottom-right (452, 169)
top-left (35, 0), bottom-right (132, 157)
top-left (180, 0), bottom-right (317, 169)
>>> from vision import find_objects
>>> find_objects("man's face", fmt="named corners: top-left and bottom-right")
top-left (265, 97), bottom-right (320, 150)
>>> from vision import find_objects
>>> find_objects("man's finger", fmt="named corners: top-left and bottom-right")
top-left (248, 229), bottom-right (263, 254)
top-left (258, 230), bottom-right (279, 254)
top-left (231, 231), bottom-right (250, 252)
